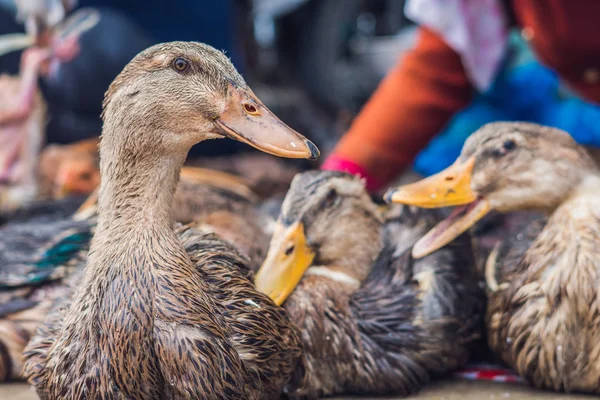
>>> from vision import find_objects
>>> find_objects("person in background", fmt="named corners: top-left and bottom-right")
top-left (321, 0), bottom-right (600, 191)
top-left (0, 0), bottom-right (240, 152)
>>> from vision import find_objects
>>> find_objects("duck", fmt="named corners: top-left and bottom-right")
top-left (20, 41), bottom-right (320, 398)
top-left (37, 137), bottom-right (101, 199)
top-left (0, 194), bottom-right (93, 381)
top-left (385, 122), bottom-right (600, 393)
top-left (254, 170), bottom-right (485, 398)
top-left (0, 163), bottom-right (275, 381)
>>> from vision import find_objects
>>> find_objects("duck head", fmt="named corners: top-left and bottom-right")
top-left (102, 42), bottom-right (319, 161)
top-left (385, 122), bottom-right (599, 258)
top-left (255, 171), bottom-right (382, 305)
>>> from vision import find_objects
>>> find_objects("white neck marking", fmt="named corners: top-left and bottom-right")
top-left (305, 266), bottom-right (360, 288)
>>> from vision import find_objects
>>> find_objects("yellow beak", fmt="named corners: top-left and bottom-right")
top-left (384, 157), bottom-right (491, 258)
top-left (384, 158), bottom-right (477, 207)
top-left (254, 221), bottom-right (315, 306)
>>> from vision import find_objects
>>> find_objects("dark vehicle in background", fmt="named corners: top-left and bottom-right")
top-left (247, 0), bottom-right (415, 113)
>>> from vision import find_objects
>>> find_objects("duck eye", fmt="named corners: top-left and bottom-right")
top-left (503, 140), bottom-right (516, 151)
top-left (490, 139), bottom-right (517, 158)
top-left (172, 57), bottom-right (190, 73)
top-left (322, 189), bottom-right (339, 208)
top-left (243, 103), bottom-right (260, 116)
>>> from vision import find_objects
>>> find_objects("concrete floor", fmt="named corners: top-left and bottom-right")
top-left (2, 380), bottom-right (597, 399)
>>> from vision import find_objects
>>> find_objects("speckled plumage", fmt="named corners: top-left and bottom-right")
top-left (22, 41), bottom-right (309, 399)
top-left (402, 122), bottom-right (600, 393)
top-left (24, 227), bottom-right (302, 399)
top-left (262, 171), bottom-right (484, 398)
top-left (0, 170), bottom-right (277, 382)
top-left (486, 193), bottom-right (600, 392)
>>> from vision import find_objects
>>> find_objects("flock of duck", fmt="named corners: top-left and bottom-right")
top-left (0, 39), bottom-right (599, 399)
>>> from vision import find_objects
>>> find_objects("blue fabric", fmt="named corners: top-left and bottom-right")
top-left (76, 0), bottom-right (242, 69)
top-left (414, 31), bottom-right (600, 176)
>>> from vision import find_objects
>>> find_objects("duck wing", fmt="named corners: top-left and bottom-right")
top-left (0, 197), bottom-right (93, 380)
top-left (177, 227), bottom-right (303, 398)
top-left (349, 207), bottom-right (485, 394)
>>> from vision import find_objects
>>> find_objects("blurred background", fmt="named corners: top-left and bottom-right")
top-left (2, 0), bottom-right (600, 196)
top-left (0, 0), bottom-right (415, 154)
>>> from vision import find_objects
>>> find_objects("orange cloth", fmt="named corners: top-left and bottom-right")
top-left (327, 27), bottom-right (472, 188)
top-left (326, 0), bottom-right (600, 190)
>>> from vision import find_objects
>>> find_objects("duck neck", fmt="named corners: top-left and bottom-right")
top-left (521, 171), bottom-right (600, 308)
top-left (564, 171), bottom-right (600, 206)
top-left (536, 172), bottom-right (600, 245)
top-left (96, 151), bottom-right (184, 234)
top-left (93, 113), bottom-right (191, 245)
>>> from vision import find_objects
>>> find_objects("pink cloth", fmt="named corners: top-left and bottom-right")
top-left (405, 0), bottom-right (508, 91)
top-left (321, 155), bottom-right (383, 192)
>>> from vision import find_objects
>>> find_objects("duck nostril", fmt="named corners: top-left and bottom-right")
top-left (284, 244), bottom-right (295, 256)
top-left (445, 176), bottom-right (455, 182)
top-left (243, 103), bottom-right (259, 115)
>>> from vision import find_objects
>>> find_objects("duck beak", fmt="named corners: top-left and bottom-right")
top-left (254, 221), bottom-right (315, 306)
top-left (214, 85), bottom-right (320, 160)
top-left (54, 167), bottom-right (79, 198)
top-left (384, 157), bottom-right (491, 258)
top-left (384, 158), bottom-right (477, 207)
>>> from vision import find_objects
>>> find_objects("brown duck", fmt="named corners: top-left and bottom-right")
top-left (23, 41), bottom-right (320, 399)
top-left (386, 122), bottom-right (600, 393)
top-left (254, 170), bottom-right (484, 398)
top-left (0, 165), bottom-right (277, 382)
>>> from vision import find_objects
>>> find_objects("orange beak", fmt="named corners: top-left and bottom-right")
top-left (214, 85), bottom-right (320, 161)
top-left (384, 157), bottom-right (491, 258)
